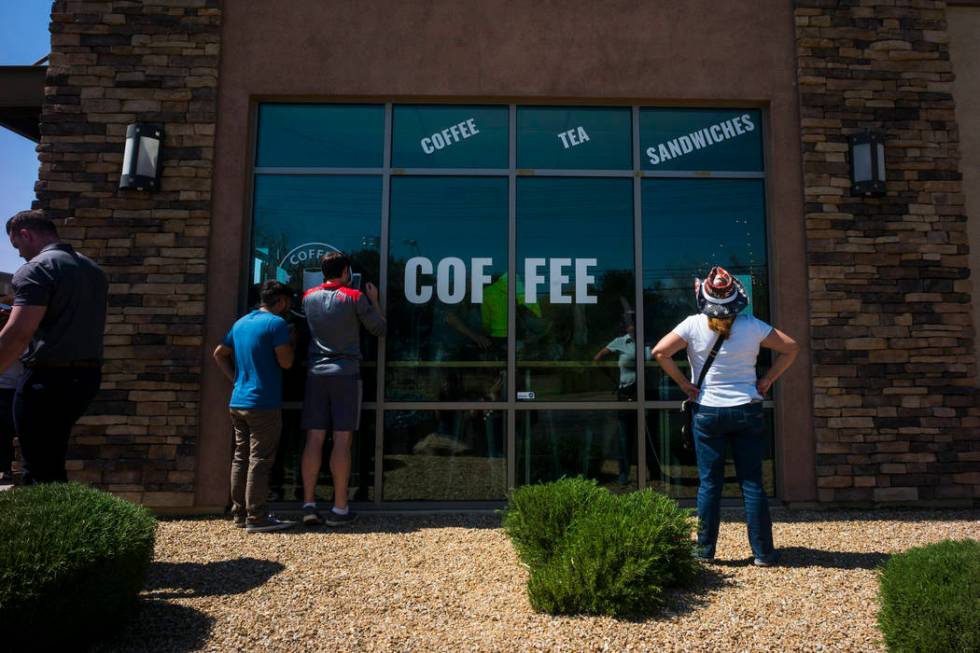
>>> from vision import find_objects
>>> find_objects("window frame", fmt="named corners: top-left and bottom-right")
top-left (248, 101), bottom-right (773, 506)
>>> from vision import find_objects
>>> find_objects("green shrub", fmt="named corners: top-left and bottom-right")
top-left (0, 483), bottom-right (157, 647)
top-left (877, 539), bottom-right (980, 653)
top-left (502, 476), bottom-right (607, 569)
top-left (504, 478), bottom-right (698, 617)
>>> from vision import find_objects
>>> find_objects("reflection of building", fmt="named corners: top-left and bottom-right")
top-left (0, 1), bottom-right (977, 511)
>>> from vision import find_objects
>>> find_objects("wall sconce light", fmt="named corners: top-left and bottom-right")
top-left (119, 123), bottom-right (163, 191)
top-left (849, 130), bottom-right (886, 196)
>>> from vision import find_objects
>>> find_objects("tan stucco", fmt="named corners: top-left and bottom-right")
top-left (949, 6), bottom-right (980, 389)
top-left (198, 0), bottom-right (814, 506)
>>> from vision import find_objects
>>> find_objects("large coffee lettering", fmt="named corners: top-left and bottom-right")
top-left (405, 256), bottom-right (598, 305)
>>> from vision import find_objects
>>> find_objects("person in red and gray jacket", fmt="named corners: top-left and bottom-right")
top-left (300, 251), bottom-right (385, 526)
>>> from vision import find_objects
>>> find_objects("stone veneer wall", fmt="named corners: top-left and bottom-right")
top-left (795, 0), bottom-right (979, 504)
top-left (35, 0), bottom-right (221, 508)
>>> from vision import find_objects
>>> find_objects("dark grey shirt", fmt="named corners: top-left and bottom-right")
top-left (303, 282), bottom-right (386, 375)
top-left (12, 243), bottom-right (108, 364)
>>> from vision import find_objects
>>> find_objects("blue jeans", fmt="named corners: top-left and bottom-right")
top-left (692, 402), bottom-right (775, 561)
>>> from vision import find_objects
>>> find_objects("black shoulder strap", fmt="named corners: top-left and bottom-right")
top-left (696, 332), bottom-right (727, 389)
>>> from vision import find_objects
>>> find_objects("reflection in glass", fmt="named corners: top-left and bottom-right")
top-left (269, 409), bottom-right (375, 503)
top-left (517, 106), bottom-right (632, 170)
top-left (382, 410), bottom-right (505, 500)
top-left (645, 408), bottom-right (775, 498)
top-left (516, 178), bottom-right (635, 400)
top-left (386, 177), bottom-right (507, 401)
top-left (516, 410), bottom-right (637, 490)
top-left (251, 174), bottom-right (383, 401)
top-left (642, 179), bottom-right (770, 400)
top-left (256, 104), bottom-right (385, 168)
top-left (392, 105), bottom-right (509, 169)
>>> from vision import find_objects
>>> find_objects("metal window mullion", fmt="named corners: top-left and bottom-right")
top-left (512, 401), bottom-right (643, 411)
top-left (639, 170), bottom-right (765, 179)
top-left (632, 106), bottom-right (647, 491)
top-left (374, 103), bottom-right (393, 505)
top-left (254, 167), bottom-right (386, 175)
top-left (379, 402), bottom-right (509, 410)
top-left (519, 169), bottom-right (633, 178)
top-left (506, 104), bottom-right (517, 491)
top-left (391, 167), bottom-right (509, 176)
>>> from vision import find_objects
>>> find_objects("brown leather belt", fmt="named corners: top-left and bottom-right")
top-left (24, 359), bottom-right (101, 369)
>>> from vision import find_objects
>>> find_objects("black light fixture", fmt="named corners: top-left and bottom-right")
top-left (849, 130), bottom-right (886, 196)
top-left (119, 123), bottom-right (163, 191)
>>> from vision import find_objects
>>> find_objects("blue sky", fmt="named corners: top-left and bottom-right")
top-left (0, 2), bottom-right (52, 274)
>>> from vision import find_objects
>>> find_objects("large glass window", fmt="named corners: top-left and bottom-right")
top-left (517, 106), bottom-right (632, 170)
top-left (516, 410), bottom-right (636, 490)
top-left (249, 102), bottom-right (774, 505)
top-left (251, 174), bottom-right (383, 401)
top-left (383, 410), bottom-right (505, 501)
top-left (516, 178), bottom-right (635, 401)
top-left (640, 108), bottom-right (763, 172)
top-left (642, 178), bottom-right (770, 401)
top-left (256, 104), bottom-right (384, 168)
top-left (386, 177), bottom-right (508, 401)
top-left (392, 105), bottom-right (508, 169)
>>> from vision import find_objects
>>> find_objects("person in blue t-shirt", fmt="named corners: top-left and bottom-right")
top-left (213, 280), bottom-right (296, 533)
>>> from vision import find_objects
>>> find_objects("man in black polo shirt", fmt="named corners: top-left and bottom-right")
top-left (0, 210), bottom-right (107, 484)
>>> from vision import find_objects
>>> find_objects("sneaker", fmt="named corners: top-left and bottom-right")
top-left (232, 516), bottom-right (247, 529)
top-left (245, 515), bottom-right (295, 533)
top-left (754, 552), bottom-right (780, 567)
top-left (324, 509), bottom-right (358, 527)
top-left (302, 505), bottom-right (324, 526)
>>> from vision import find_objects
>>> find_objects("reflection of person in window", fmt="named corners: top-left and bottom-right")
top-left (594, 320), bottom-right (638, 484)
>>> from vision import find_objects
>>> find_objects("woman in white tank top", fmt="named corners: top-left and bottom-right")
top-left (651, 267), bottom-right (799, 567)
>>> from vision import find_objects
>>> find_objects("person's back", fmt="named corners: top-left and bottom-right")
top-left (299, 252), bottom-right (385, 527)
top-left (15, 243), bottom-right (107, 364)
top-left (674, 313), bottom-right (773, 407)
top-left (651, 266), bottom-right (799, 567)
top-left (226, 310), bottom-right (290, 409)
top-left (213, 280), bottom-right (296, 533)
top-left (0, 211), bottom-right (108, 485)
top-left (304, 281), bottom-right (385, 375)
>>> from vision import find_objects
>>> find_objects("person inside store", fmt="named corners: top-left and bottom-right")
top-left (650, 266), bottom-right (799, 566)
top-left (213, 280), bottom-right (297, 533)
top-left (0, 210), bottom-right (107, 484)
top-left (300, 252), bottom-right (385, 527)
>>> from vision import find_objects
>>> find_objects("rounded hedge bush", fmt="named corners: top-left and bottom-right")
top-left (877, 538), bottom-right (980, 653)
top-left (502, 476), bottom-right (607, 569)
top-left (0, 483), bottom-right (157, 647)
top-left (503, 478), bottom-right (698, 617)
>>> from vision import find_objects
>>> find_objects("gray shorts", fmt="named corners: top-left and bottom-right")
top-left (300, 373), bottom-right (362, 431)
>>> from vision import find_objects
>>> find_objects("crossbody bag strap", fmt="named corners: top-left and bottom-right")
top-left (695, 332), bottom-right (727, 390)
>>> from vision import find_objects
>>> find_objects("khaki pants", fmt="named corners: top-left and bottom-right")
top-left (229, 408), bottom-right (282, 522)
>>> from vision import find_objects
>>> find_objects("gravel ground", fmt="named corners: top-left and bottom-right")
top-left (94, 509), bottom-right (979, 653)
